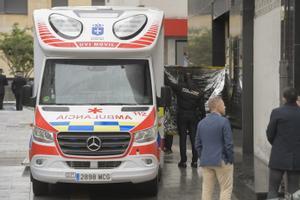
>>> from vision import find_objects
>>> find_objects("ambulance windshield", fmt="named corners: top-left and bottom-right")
top-left (40, 59), bottom-right (153, 105)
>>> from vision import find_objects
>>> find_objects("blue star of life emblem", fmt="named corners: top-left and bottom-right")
top-left (92, 24), bottom-right (104, 36)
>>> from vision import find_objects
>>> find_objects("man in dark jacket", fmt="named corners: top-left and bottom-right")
top-left (195, 96), bottom-right (234, 200)
top-left (0, 68), bottom-right (8, 110)
top-left (167, 72), bottom-right (206, 168)
top-left (11, 71), bottom-right (27, 111)
top-left (267, 87), bottom-right (300, 199)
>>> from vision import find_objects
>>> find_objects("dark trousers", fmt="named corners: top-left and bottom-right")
top-left (0, 93), bottom-right (4, 109)
top-left (15, 93), bottom-right (23, 111)
top-left (164, 134), bottom-right (173, 151)
top-left (177, 116), bottom-right (198, 163)
top-left (267, 168), bottom-right (300, 199)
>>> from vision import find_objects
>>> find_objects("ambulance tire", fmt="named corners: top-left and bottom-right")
top-left (142, 176), bottom-right (158, 196)
top-left (32, 177), bottom-right (49, 196)
top-left (158, 167), bottom-right (162, 182)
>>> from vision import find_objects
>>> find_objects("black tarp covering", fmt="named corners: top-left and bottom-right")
top-left (164, 66), bottom-right (227, 135)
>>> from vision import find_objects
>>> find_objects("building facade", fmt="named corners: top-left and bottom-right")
top-left (0, 0), bottom-right (187, 77)
top-left (191, 0), bottom-right (300, 197)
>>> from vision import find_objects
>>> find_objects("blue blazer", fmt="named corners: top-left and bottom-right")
top-left (195, 113), bottom-right (234, 166)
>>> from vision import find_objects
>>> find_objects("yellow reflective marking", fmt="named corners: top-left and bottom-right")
top-left (54, 126), bottom-right (69, 132)
top-left (69, 121), bottom-right (93, 126)
top-left (119, 121), bottom-right (139, 126)
top-left (94, 126), bottom-right (120, 132)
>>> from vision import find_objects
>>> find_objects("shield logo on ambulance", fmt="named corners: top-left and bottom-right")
top-left (92, 24), bottom-right (104, 36)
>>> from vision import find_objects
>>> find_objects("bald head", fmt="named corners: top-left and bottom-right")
top-left (208, 96), bottom-right (225, 115)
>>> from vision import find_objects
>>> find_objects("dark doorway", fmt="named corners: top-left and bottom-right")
top-left (212, 13), bottom-right (229, 66)
top-left (294, 0), bottom-right (300, 91)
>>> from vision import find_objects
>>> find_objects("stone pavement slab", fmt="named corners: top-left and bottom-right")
top-left (0, 106), bottom-right (33, 161)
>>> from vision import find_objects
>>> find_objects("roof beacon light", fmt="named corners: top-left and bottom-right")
top-left (113, 14), bottom-right (147, 40)
top-left (49, 13), bottom-right (83, 39)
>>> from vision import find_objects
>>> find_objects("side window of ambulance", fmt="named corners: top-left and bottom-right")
top-left (40, 62), bottom-right (56, 104)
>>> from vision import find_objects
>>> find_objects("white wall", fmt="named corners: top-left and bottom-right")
top-left (253, 6), bottom-right (281, 164)
top-left (106, 0), bottom-right (187, 18)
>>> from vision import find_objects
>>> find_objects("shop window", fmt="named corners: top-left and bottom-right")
top-left (176, 40), bottom-right (188, 66)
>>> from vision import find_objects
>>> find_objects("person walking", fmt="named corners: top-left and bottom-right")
top-left (11, 71), bottom-right (27, 111)
top-left (266, 87), bottom-right (300, 200)
top-left (195, 96), bottom-right (234, 200)
top-left (0, 68), bottom-right (8, 110)
top-left (167, 72), bottom-right (206, 168)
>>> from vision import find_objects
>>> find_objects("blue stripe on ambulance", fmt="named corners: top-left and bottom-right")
top-left (94, 121), bottom-right (119, 126)
top-left (50, 122), bottom-right (70, 126)
top-left (68, 126), bottom-right (94, 131)
top-left (120, 126), bottom-right (134, 131)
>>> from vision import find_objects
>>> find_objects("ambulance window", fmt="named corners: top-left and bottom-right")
top-left (40, 59), bottom-right (153, 105)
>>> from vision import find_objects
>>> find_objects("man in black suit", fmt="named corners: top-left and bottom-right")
top-left (267, 87), bottom-right (300, 199)
top-left (0, 68), bottom-right (8, 110)
top-left (11, 71), bottom-right (27, 111)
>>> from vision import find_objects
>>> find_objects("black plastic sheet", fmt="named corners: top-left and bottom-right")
top-left (164, 66), bottom-right (226, 135)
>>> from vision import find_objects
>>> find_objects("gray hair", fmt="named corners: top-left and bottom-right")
top-left (208, 96), bottom-right (223, 111)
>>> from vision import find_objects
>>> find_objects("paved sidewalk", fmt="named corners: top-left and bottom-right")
top-left (0, 105), bottom-right (33, 161)
top-left (0, 105), bottom-right (33, 200)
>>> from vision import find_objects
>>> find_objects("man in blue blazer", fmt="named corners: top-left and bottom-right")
top-left (195, 96), bottom-right (234, 200)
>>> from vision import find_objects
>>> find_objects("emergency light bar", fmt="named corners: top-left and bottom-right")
top-left (113, 14), bottom-right (147, 40)
top-left (49, 13), bottom-right (83, 39)
top-left (74, 9), bottom-right (123, 18)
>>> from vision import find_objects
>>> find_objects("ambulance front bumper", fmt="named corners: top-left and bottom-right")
top-left (30, 155), bottom-right (159, 184)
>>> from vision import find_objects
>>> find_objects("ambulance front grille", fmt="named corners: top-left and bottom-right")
top-left (57, 132), bottom-right (131, 157)
top-left (66, 161), bottom-right (122, 169)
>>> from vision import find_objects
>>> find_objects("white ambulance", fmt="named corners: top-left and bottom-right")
top-left (25, 6), bottom-right (170, 196)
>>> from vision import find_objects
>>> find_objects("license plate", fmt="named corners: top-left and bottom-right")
top-left (75, 172), bottom-right (112, 182)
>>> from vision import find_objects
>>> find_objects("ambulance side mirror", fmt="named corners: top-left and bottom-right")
top-left (159, 86), bottom-right (172, 107)
top-left (22, 84), bottom-right (36, 107)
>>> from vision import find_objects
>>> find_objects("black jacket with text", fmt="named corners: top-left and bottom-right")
top-left (167, 79), bottom-right (206, 120)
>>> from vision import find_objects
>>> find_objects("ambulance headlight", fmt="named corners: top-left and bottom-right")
top-left (32, 126), bottom-right (54, 143)
top-left (49, 13), bottom-right (83, 39)
top-left (134, 127), bottom-right (157, 144)
top-left (113, 14), bottom-right (147, 40)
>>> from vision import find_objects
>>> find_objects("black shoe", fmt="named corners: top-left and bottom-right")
top-left (164, 149), bottom-right (173, 154)
top-left (191, 162), bottom-right (198, 168)
top-left (178, 162), bottom-right (187, 168)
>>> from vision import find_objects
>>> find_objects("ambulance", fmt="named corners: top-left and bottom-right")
top-left (24, 6), bottom-right (170, 196)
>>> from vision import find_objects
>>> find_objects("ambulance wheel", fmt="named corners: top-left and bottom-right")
top-left (32, 176), bottom-right (49, 196)
top-left (142, 176), bottom-right (158, 196)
